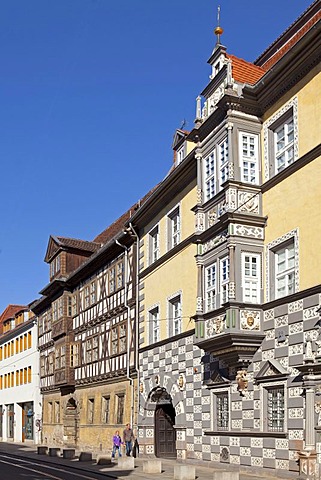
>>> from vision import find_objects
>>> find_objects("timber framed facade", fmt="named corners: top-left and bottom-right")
top-left (32, 217), bottom-right (140, 450)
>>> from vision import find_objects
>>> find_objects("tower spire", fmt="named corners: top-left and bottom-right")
top-left (214, 5), bottom-right (223, 45)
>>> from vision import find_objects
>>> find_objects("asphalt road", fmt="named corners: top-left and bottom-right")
top-left (0, 452), bottom-right (115, 480)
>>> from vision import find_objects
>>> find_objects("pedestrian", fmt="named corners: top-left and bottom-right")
top-left (112, 430), bottom-right (123, 459)
top-left (123, 423), bottom-right (134, 456)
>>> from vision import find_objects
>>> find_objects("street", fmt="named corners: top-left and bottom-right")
top-left (0, 453), bottom-right (115, 480)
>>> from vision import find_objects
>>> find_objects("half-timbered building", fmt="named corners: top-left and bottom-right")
top-left (31, 210), bottom-right (140, 450)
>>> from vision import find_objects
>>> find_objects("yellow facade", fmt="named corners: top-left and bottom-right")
top-left (141, 180), bottom-right (197, 347)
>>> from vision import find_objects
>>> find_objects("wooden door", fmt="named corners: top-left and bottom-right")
top-left (155, 404), bottom-right (176, 458)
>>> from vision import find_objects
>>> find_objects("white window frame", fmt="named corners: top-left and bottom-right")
top-left (168, 205), bottom-right (181, 249)
top-left (219, 137), bottom-right (229, 188)
top-left (219, 256), bottom-right (229, 305)
top-left (265, 229), bottom-right (299, 302)
top-left (274, 116), bottom-right (294, 174)
top-left (149, 306), bottom-right (160, 344)
top-left (204, 150), bottom-right (216, 202)
top-left (149, 225), bottom-right (160, 264)
top-left (242, 253), bottom-right (261, 304)
top-left (168, 294), bottom-right (182, 337)
top-left (205, 264), bottom-right (216, 312)
top-left (240, 132), bottom-right (259, 184)
top-left (263, 97), bottom-right (298, 181)
top-left (275, 242), bottom-right (295, 299)
top-left (176, 145), bottom-right (185, 165)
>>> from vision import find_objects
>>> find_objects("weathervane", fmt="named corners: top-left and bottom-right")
top-left (214, 5), bottom-right (223, 45)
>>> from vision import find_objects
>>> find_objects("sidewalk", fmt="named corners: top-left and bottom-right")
top-left (0, 441), bottom-right (299, 480)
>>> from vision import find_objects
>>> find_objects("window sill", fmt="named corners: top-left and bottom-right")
top-left (204, 430), bottom-right (287, 438)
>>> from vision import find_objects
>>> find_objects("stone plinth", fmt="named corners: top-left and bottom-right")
top-left (143, 459), bottom-right (162, 473)
top-left (63, 449), bottom-right (75, 459)
top-left (117, 456), bottom-right (135, 470)
top-left (37, 446), bottom-right (48, 455)
top-left (49, 448), bottom-right (61, 457)
top-left (79, 452), bottom-right (93, 462)
top-left (174, 465), bottom-right (195, 480)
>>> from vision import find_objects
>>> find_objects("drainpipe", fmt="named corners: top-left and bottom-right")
top-left (128, 222), bottom-right (140, 433)
top-left (115, 239), bottom-right (134, 428)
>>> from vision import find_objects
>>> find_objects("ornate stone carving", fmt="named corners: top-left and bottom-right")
top-left (195, 212), bottom-right (205, 232)
top-left (236, 369), bottom-right (248, 396)
top-left (238, 191), bottom-right (259, 214)
top-left (208, 208), bottom-right (217, 227)
top-left (202, 230), bottom-right (227, 254)
top-left (240, 310), bottom-right (260, 330)
top-left (206, 315), bottom-right (225, 337)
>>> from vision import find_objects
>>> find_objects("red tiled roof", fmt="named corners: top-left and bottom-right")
top-left (93, 187), bottom-right (157, 245)
top-left (256, 7), bottom-right (321, 70)
top-left (226, 54), bottom-right (267, 85)
top-left (54, 236), bottom-right (101, 252)
top-left (0, 305), bottom-right (27, 323)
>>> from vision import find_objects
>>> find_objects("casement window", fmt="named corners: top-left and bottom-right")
top-left (116, 263), bottom-right (124, 290)
top-left (52, 302), bottom-right (58, 322)
top-left (86, 336), bottom-right (99, 363)
top-left (242, 253), bottom-right (260, 303)
top-left (205, 264), bottom-right (216, 312)
top-left (168, 206), bottom-right (181, 249)
top-left (176, 145), bottom-right (185, 165)
top-left (220, 256), bottom-right (229, 305)
top-left (149, 225), bottom-right (160, 264)
top-left (47, 311), bottom-right (52, 330)
top-left (168, 295), bottom-right (181, 336)
top-left (38, 316), bottom-right (43, 336)
top-left (274, 116), bottom-right (294, 173)
top-left (58, 297), bottom-right (63, 319)
top-left (55, 344), bottom-right (66, 370)
top-left (101, 396), bottom-right (110, 424)
top-left (48, 402), bottom-right (53, 423)
top-left (49, 352), bottom-right (54, 374)
top-left (70, 343), bottom-right (80, 367)
top-left (116, 394), bottom-right (125, 425)
top-left (266, 386), bottom-right (285, 432)
top-left (240, 133), bottom-right (259, 184)
top-left (111, 323), bottom-right (126, 356)
top-left (54, 401), bottom-right (60, 423)
top-left (72, 293), bottom-right (78, 316)
top-left (214, 392), bottom-right (229, 430)
top-left (219, 137), bottom-right (229, 188)
top-left (40, 356), bottom-right (45, 377)
top-left (264, 99), bottom-right (297, 181)
top-left (149, 307), bottom-right (160, 344)
top-left (275, 241), bottom-right (295, 299)
top-left (87, 398), bottom-right (94, 424)
top-left (204, 151), bottom-right (216, 202)
top-left (109, 267), bottom-right (116, 294)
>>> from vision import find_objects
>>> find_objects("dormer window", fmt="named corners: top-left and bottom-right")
top-left (50, 255), bottom-right (61, 279)
top-left (176, 145), bottom-right (185, 165)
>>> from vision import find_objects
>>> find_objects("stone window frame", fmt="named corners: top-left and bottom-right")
top-left (211, 387), bottom-right (230, 431)
top-left (167, 290), bottom-right (182, 337)
top-left (241, 251), bottom-right (262, 304)
top-left (147, 223), bottom-right (160, 266)
top-left (263, 96), bottom-right (298, 182)
top-left (148, 303), bottom-right (160, 345)
top-left (260, 380), bottom-right (287, 433)
top-left (167, 203), bottom-right (181, 250)
top-left (265, 229), bottom-right (299, 302)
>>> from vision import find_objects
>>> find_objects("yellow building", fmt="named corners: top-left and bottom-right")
top-left (131, 1), bottom-right (321, 476)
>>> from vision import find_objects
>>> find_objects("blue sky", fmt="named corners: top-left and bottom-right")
top-left (0, 0), bottom-right (313, 313)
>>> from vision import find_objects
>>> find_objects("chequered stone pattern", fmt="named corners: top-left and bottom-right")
top-left (138, 291), bottom-right (321, 473)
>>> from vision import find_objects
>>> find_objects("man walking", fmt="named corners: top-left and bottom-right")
top-left (123, 423), bottom-right (134, 456)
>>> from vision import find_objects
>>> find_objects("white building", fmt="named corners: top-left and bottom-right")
top-left (0, 305), bottom-right (42, 444)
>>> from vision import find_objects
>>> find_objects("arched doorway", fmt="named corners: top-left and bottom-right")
top-left (151, 387), bottom-right (176, 458)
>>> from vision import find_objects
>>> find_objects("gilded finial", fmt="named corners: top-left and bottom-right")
top-left (214, 5), bottom-right (223, 45)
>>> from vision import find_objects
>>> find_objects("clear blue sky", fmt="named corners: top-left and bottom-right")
top-left (0, 0), bottom-right (313, 313)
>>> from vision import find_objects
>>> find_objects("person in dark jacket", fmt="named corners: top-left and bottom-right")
top-left (123, 423), bottom-right (134, 456)
top-left (112, 430), bottom-right (123, 458)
